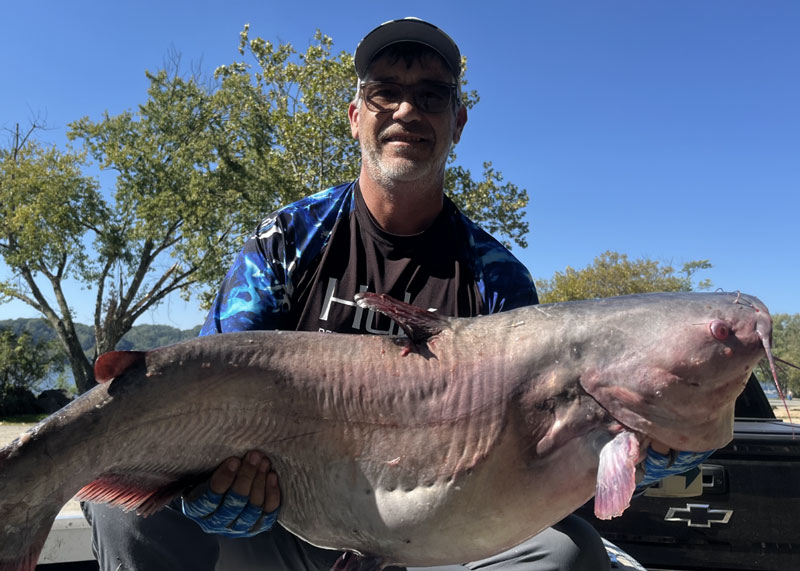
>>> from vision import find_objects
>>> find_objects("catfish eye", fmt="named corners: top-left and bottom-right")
top-left (710, 320), bottom-right (730, 340)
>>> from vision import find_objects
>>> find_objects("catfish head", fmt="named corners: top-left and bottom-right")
top-left (577, 291), bottom-right (772, 451)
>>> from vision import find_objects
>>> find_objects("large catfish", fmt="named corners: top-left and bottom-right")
top-left (0, 291), bottom-right (776, 571)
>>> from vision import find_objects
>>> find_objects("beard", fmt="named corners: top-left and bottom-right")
top-left (360, 129), bottom-right (450, 188)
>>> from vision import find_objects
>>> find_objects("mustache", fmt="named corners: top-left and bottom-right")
top-left (378, 125), bottom-right (433, 142)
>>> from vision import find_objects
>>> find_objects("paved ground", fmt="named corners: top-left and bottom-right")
top-left (0, 421), bottom-right (32, 446)
top-left (768, 398), bottom-right (800, 421)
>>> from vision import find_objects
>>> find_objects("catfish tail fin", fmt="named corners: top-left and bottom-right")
top-left (0, 447), bottom-right (63, 571)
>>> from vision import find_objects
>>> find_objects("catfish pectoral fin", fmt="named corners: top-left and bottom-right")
top-left (594, 431), bottom-right (642, 519)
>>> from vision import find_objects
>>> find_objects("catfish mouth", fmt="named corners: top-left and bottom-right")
top-left (579, 367), bottom-right (749, 453)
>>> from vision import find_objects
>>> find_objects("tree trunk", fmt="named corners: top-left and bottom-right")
top-left (51, 318), bottom-right (96, 394)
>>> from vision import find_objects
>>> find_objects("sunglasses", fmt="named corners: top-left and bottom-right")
top-left (359, 81), bottom-right (458, 114)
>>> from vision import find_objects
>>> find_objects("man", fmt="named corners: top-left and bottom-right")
top-left (86, 17), bottom-right (709, 571)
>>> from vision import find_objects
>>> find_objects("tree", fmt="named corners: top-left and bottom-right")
top-left (535, 250), bottom-right (712, 303)
top-left (1, 27), bottom-right (531, 392)
top-left (3, 65), bottom-right (246, 392)
top-left (214, 26), bottom-right (530, 248)
top-left (0, 328), bottom-right (65, 408)
top-left (211, 27), bottom-right (360, 205)
top-left (770, 313), bottom-right (800, 396)
top-left (445, 161), bottom-right (529, 249)
top-left (0, 123), bottom-right (107, 392)
top-left (69, 61), bottom-right (251, 356)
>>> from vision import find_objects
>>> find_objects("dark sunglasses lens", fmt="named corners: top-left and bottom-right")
top-left (363, 82), bottom-right (453, 113)
top-left (414, 84), bottom-right (452, 113)
top-left (364, 84), bottom-right (403, 111)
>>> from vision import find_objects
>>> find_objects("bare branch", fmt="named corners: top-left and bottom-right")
top-left (129, 266), bottom-right (199, 322)
top-left (0, 286), bottom-right (44, 314)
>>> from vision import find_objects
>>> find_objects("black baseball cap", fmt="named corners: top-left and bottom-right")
top-left (354, 17), bottom-right (461, 80)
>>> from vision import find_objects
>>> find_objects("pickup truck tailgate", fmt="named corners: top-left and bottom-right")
top-left (578, 419), bottom-right (800, 570)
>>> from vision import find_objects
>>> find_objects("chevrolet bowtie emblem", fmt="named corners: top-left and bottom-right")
top-left (664, 503), bottom-right (733, 528)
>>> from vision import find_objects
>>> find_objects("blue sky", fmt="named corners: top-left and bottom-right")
top-left (2, 0), bottom-right (798, 330)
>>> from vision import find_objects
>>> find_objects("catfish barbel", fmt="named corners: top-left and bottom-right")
top-left (0, 291), bottom-right (776, 570)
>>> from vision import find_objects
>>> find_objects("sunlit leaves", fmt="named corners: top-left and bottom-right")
top-left (535, 251), bottom-right (712, 303)
top-left (446, 161), bottom-right (528, 249)
top-left (216, 26), bottom-right (528, 248)
top-left (0, 139), bottom-right (105, 308)
top-left (2, 26), bottom-right (532, 392)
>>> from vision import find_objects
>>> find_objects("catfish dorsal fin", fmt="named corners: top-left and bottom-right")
top-left (354, 293), bottom-right (451, 343)
top-left (94, 351), bottom-right (147, 383)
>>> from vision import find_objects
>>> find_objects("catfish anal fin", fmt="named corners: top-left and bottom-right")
top-left (77, 471), bottom-right (200, 516)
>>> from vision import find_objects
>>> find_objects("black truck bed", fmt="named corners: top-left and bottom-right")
top-left (578, 375), bottom-right (800, 570)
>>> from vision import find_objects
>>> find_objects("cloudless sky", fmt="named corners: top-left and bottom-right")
top-left (2, 0), bottom-right (798, 330)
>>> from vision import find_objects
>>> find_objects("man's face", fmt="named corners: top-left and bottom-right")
top-left (348, 53), bottom-right (467, 187)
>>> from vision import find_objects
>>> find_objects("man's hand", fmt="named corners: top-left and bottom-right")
top-left (649, 439), bottom-right (671, 455)
top-left (182, 450), bottom-right (281, 537)
top-left (638, 441), bottom-right (714, 489)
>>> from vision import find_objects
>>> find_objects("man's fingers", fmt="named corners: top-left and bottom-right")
top-left (250, 457), bottom-right (280, 514)
top-left (230, 451), bottom-right (266, 497)
top-left (209, 457), bottom-right (242, 495)
top-left (184, 450), bottom-right (281, 537)
top-left (264, 471), bottom-right (281, 513)
top-left (247, 459), bottom-right (270, 508)
top-left (207, 450), bottom-right (280, 516)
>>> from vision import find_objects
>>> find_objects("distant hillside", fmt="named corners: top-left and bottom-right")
top-left (0, 318), bottom-right (201, 352)
top-left (117, 323), bottom-right (203, 350)
top-left (0, 318), bottom-right (203, 397)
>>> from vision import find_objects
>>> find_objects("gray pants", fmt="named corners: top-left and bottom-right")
top-left (83, 502), bottom-right (609, 571)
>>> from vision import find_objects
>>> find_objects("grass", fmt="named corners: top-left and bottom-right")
top-left (0, 414), bottom-right (48, 424)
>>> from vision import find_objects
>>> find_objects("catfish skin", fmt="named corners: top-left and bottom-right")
top-left (0, 292), bottom-right (771, 569)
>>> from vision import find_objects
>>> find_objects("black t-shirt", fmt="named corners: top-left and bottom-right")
top-left (291, 184), bottom-right (484, 334)
top-left (200, 180), bottom-right (537, 336)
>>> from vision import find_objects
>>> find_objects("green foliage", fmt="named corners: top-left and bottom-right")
top-left (216, 26), bottom-right (528, 249)
top-left (535, 251), bottom-right (713, 303)
top-left (0, 317), bottom-right (199, 397)
top-left (0, 138), bottom-right (104, 280)
top-left (0, 318), bottom-right (94, 353)
top-left (2, 27), bottom-right (530, 391)
top-left (769, 313), bottom-right (800, 396)
top-left (69, 63), bottom-right (246, 304)
top-left (0, 125), bottom-right (105, 392)
top-left (445, 161), bottom-right (528, 249)
top-left (0, 318), bottom-right (60, 344)
top-left (0, 328), bottom-right (65, 401)
top-left (213, 28), bottom-right (361, 204)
